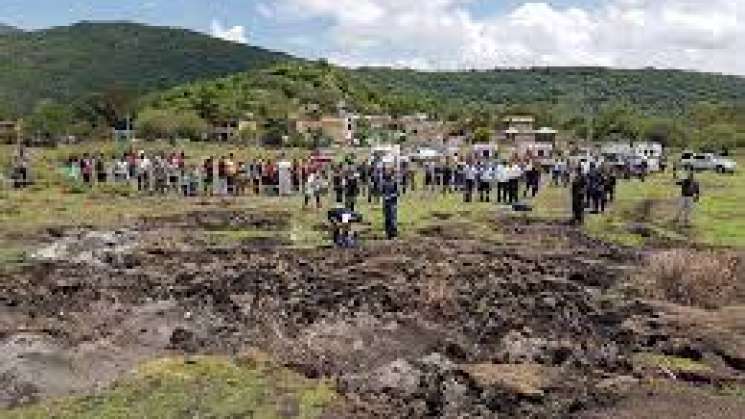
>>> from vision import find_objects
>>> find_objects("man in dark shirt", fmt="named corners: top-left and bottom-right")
top-left (382, 170), bottom-right (399, 240)
top-left (571, 168), bottom-right (587, 225)
top-left (332, 166), bottom-right (344, 204)
top-left (675, 172), bottom-right (700, 227)
top-left (345, 170), bottom-right (360, 212)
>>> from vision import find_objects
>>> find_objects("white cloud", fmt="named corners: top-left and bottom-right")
top-left (211, 19), bottom-right (248, 44)
top-left (268, 0), bottom-right (745, 74)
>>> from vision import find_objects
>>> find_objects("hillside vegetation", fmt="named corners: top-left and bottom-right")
top-left (355, 67), bottom-right (745, 116)
top-left (0, 21), bottom-right (291, 116)
top-left (3, 21), bottom-right (745, 149)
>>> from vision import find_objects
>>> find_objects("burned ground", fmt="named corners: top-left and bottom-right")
top-left (1, 210), bottom-right (744, 417)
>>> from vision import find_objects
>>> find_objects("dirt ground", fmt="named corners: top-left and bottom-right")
top-left (1, 209), bottom-right (744, 417)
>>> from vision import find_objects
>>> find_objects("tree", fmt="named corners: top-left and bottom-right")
top-left (173, 111), bottom-right (209, 140)
top-left (136, 108), bottom-right (177, 140)
top-left (592, 103), bottom-right (642, 142)
top-left (25, 100), bottom-right (74, 143)
top-left (641, 117), bottom-right (687, 147)
top-left (696, 123), bottom-right (737, 153)
top-left (473, 127), bottom-right (493, 144)
top-left (137, 108), bottom-right (208, 140)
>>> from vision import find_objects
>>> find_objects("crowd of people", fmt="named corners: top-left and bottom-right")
top-left (7, 145), bottom-right (703, 245)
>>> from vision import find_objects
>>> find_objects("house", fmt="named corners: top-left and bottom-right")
top-left (502, 115), bottom-right (558, 145)
top-left (502, 115), bottom-right (559, 159)
top-left (472, 143), bottom-right (498, 160)
top-left (503, 115), bottom-right (536, 144)
top-left (293, 115), bottom-right (354, 145)
top-left (212, 114), bottom-right (257, 141)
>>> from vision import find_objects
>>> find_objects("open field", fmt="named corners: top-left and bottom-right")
top-left (530, 153), bottom-right (745, 248)
top-left (2, 143), bottom-right (745, 418)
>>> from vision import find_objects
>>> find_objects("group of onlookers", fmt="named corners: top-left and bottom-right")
top-left (12, 144), bottom-right (702, 240)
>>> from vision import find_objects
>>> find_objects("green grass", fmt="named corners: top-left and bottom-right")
top-left (0, 355), bottom-right (336, 419)
top-left (6, 143), bottom-right (745, 254)
top-left (633, 353), bottom-right (712, 373)
top-left (530, 155), bottom-right (745, 248)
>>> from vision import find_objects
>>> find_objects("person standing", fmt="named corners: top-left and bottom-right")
top-left (400, 160), bottom-right (409, 195)
top-left (480, 163), bottom-right (493, 202)
top-left (345, 170), bottom-right (360, 212)
top-left (304, 170), bottom-right (323, 210)
top-left (571, 168), bottom-right (587, 225)
top-left (495, 161), bottom-right (507, 203)
top-left (604, 169), bottom-right (617, 204)
top-left (675, 172), bottom-right (700, 227)
top-left (225, 153), bottom-right (237, 196)
top-left (95, 153), bottom-right (107, 184)
top-left (203, 157), bottom-right (214, 196)
top-left (508, 163), bottom-right (521, 204)
top-left (332, 166), bottom-right (344, 204)
top-left (464, 162), bottom-right (475, 203)
top-left (81, 153), bottom-right (93, 185)
top-left (137, 152), bottom-right (151, 192)
top-left (382, 170), bottom-right (399, 240)
top-left (524, 164), bottom-right (540, 198)
top-left (442, 161), bottom-right (453, 195)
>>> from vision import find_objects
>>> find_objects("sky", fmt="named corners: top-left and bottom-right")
top-left (1, 0), bottom-right (743, 75)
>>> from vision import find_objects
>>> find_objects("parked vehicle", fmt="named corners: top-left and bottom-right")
top-left (680, 152), bottom-right (737, 173)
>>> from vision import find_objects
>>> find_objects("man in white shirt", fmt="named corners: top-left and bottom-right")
top-left (137, 152), bottom-right (152, 192)
top-left (463, 163), bottom-right (476, 203)
top-left (479, 164), bottom-right (493, 202)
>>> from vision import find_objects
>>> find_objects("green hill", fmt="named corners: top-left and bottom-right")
top-left (354, 66), bottom-right (745, 116)
top-left (142, 62), bottom-right (745, 148)
top-left (0, 21), bottom-right (293, 116)
top-left (0, 24), bottom-right (22, 35)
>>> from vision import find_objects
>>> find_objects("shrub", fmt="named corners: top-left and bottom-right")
top-left (631, 249), bottom-right (744, 309)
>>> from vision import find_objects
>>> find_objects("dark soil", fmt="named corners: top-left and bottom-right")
top-left (1, 211), bottom-right (744, 417)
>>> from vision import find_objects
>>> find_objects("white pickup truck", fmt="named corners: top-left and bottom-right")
top-left (680, 152), bottom-right (737, 173)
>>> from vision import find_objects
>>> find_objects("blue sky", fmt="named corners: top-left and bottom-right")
top-left (1, 1), bottom-right (743, 74)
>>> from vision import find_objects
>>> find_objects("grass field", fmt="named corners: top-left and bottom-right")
top-left (0, 355), bottom-right (336, 419)
top-left (530, 154), bottom-right (745, 248)
top-left (0, 140), bottom-right (502, 269)
top-left (3, 142), bottom-right (745, 266)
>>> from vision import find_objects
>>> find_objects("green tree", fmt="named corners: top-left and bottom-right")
top-left (641, 117), bottom-right (688, 147)
top-left (473, 127), bottom-right (493, 144)
top-left (25, 100), bottom-right (74, 143)
top-left (696, 123), bottom-right (737, 153)
top-left (136, 108), bottom-right (177, 140)
top-left (173, 111), bottom-right (209, 140)
top-left (593, 104), bottom-right (641, 142)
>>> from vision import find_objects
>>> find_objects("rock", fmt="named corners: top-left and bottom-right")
top-left (461, 363), bottom-right (559, 399)
top-left (499, 331), bottom-right (549, 363)
top-left (366, 359), bottom-right (422, 396)
top-left (419, 352), bottom-right (455, 372)
top-left (441, 376), bottom-right (470, 416)
top-left (596, 375), bottom-right (639, 393)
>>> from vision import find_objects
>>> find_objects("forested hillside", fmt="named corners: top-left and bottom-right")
top-left (0, 21), bottom-right (292, 116)
top-left (5, 21), bottom-right (745, 149)
top-left (355, 67), bottom-right (745, 116)
top-left (141, 62), bottom-right (745, 149)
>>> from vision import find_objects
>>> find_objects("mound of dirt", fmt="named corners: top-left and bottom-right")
top-left (2, 216), bottom-right (744, 417)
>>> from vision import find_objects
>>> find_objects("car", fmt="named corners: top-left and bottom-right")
top-left (680, 152), bottom-right (737, 173)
